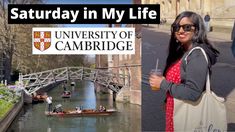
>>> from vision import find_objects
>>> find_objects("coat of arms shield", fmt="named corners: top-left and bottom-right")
top-left (33, 31), bottom-right (51, 51)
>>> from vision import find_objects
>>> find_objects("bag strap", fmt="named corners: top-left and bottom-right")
top-left (185, 47), bottom-right (210, 93)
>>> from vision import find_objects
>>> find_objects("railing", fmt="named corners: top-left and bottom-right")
top-left (19, 67), bottom-right (129, 95)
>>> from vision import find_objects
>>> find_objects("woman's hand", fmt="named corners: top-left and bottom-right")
top-left (149, 74), bottom-right (165, 91)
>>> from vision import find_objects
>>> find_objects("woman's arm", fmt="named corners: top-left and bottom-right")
top-left (160, 50), bottom-right (208, 101)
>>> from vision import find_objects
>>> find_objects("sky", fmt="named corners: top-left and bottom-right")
top-left (46, 0), bottom-right (132, 27)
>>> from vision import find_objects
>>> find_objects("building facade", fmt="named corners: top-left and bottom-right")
top-left (143, 0), bottom-right (235, 31)
top-left (111, 24), bottom-right (141, 105)
top-left (95, 1), bottom-right (142, 105)
top-left (101, 24), bottom-right (142, 105)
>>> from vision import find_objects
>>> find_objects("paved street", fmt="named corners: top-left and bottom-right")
top-left (142, 25), bottom-right (235, 131)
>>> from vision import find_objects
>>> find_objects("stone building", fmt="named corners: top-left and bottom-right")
top-left (142, 0), bottom-right (235, 32)
top-left (95, 25), bottom-right (141, 105)
top-left (95, 1), bottom-right (142, 105)
top-left (108, 24), bottom-right (141, 105)
top-left (109, 0), bottom-right (142, 105)
top-left (95, 55), bottom-right (108, 68)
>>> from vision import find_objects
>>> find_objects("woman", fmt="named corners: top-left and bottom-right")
top-left (149, 11), bottom-right (219, 131)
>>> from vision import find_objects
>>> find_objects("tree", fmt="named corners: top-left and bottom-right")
top-left (0, 0), bottom-right (45, 82)
top-left (0, 0), bottom-right (86, 82)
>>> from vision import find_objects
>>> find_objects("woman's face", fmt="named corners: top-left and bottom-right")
top-left (174, 17), bottom-right (195, 46)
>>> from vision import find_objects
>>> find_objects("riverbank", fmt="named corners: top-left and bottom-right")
top-left (0, 92), bottom-right (24, 132)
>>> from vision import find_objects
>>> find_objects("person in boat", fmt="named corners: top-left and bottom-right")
top-left (62, 81), bottom-right (67, 91)
top-left (31, 93), bottom-right (36, 99)
top-left (71, 81), bottom-right (75, 86)
top-left (99, 105), bottom-right (106, 112)
top-left (102, 106), bottom-right (106, 112)
top-left (62, 90), bottom-right (70, 96)
top-left (53, 104), bottom-right (63, 113)
top-left (75, 106), bottom-right (82, 113)
top-left (46, 96), bottom-right (52, 113)
top-left (32, 92), bottom-right (37, 97)
top-left (99, 105), bottom-right (103, 111)
top-left (66, 91), bottom-right (71, 95)
top-left (32, 93), bottom-right (38, 103)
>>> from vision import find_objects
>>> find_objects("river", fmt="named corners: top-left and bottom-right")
top-left (7, 81), bottom-right (141, 132)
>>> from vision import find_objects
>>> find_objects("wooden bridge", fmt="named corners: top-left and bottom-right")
top-left (18, 67), bottom-right (129, 95)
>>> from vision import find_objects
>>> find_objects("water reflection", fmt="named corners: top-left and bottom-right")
top-left (7, 81), bottom-right (141, 132)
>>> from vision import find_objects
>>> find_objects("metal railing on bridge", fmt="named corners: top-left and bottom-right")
top-left (18, 67), bottom-right (129, 95)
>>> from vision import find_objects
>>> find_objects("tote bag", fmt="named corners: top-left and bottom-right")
top-left (173, 47), bottom-right (227, 132)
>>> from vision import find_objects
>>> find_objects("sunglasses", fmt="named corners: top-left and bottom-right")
top-left (172, 24), bottom-right (195, 32)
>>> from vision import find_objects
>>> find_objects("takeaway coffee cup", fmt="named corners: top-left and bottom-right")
top-left (149, 69), bottom-right (162, 91)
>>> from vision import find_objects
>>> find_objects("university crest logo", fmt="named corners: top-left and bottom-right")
top-left (33, 31), bottom-right (51, 51)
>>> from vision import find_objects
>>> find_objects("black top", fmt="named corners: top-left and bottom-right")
top-left (204, 15), bottom-right (210, 22)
